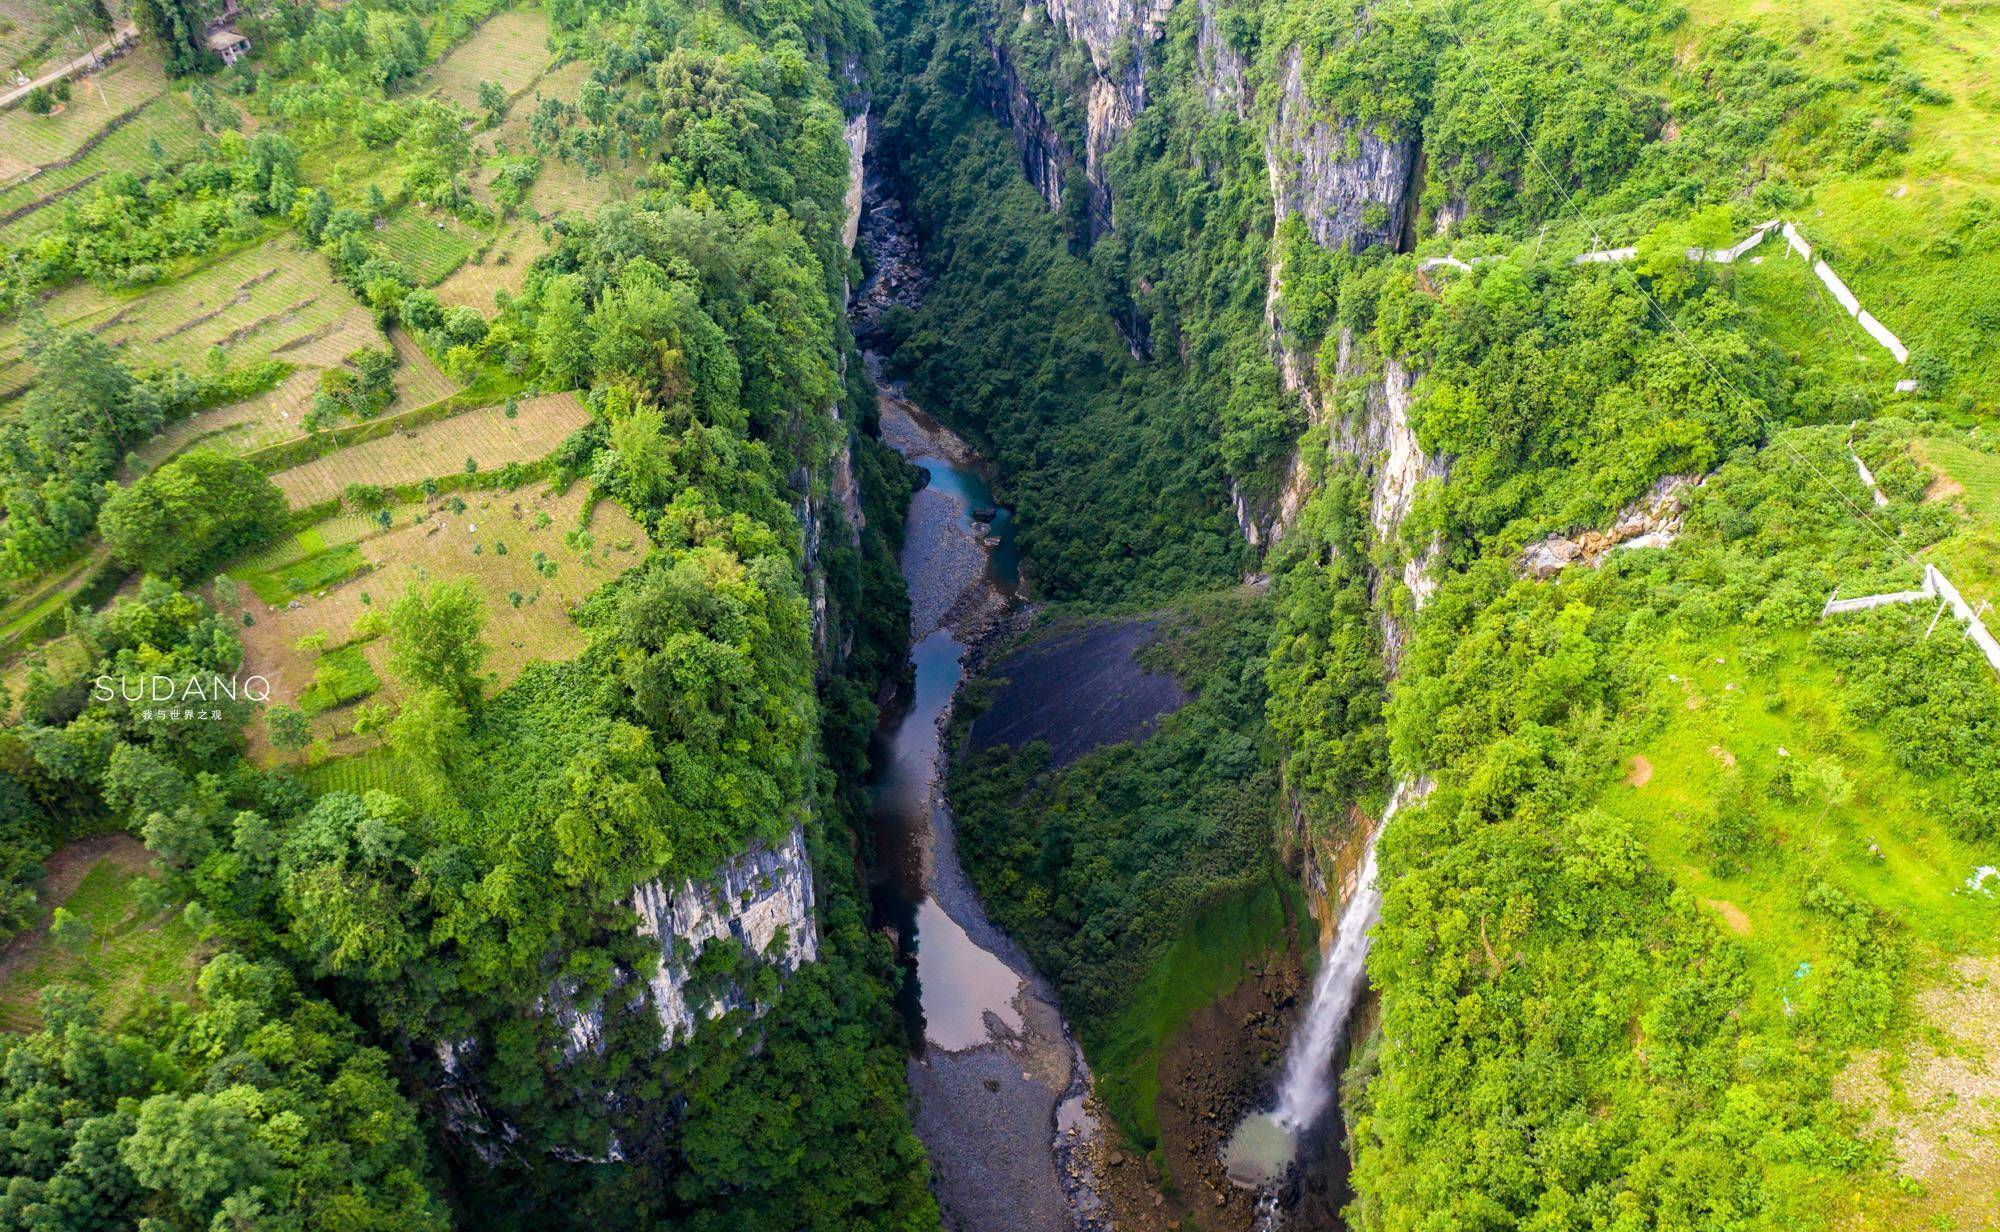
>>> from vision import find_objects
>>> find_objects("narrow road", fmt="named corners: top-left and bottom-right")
top-left (0, 25), bottom-right (136, 112)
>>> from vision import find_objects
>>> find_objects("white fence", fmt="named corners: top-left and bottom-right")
top-left (1822, 563), bottom-right (2000, 677)
top-left (1427, 218), bottom-right (1914, 390)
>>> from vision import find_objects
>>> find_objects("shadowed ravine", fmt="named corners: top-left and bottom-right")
top-left (864, 387), bottom-right (1108, 1231)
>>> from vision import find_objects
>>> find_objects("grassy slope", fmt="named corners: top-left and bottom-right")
top-left (0, 841), bottom-right (199, 1032)
top-left (1675, 0), bottom-right (2000, 403)
top-left (1089, 875), bottom-right (1317, 1153)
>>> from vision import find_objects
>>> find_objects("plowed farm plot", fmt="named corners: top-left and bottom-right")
top-left (527, 153), bottom-right (630, 219)
top-left (472, 60), bottom-right (632, 222)
top-left (134, 369), bottom-right (322, 469)
top-left (228, 481), bottom-right (648, 748)
top-left (0, 44), bottom-right (170, 178)
top-left (0, 1), bottom-right (67, 78)
top-left (0, 95), bottom-right (204, 240)
top-left (131, 325), bottom-right (458, 474)
top-left (427, 7), bottom-right (555, 109)
top-left (388, 327), bottom-right (457, 409)
top-left (0, 237), bottom-right (377, 400)
top-left (435, 219), bottom-right (548, 311)
top-left (376, 210), bottom-right (480, 285)
top-left (269, 392), bottom-right (591, 507)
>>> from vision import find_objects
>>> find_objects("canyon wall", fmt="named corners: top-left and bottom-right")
top-left (436, 92), bottom-right (879, 1158)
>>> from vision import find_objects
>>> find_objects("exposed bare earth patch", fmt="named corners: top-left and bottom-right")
top-left (1702, 898), bottom-right (1751, 935)
top-left (0, 835), bottom-right (150, 989)
top-left (1625, 754), bottom-right (1653, 787)
top-left (1836, 956), bottom-right (2000, 1228)
top-left (1927, 473), bottom-right (1966, 503)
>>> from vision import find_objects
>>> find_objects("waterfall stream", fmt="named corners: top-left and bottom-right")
top-left (1222, 782), bottom-right (1418, 1201)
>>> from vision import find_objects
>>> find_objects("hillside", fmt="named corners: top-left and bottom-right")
top-left (0, 1), bottom-right (931, 1228)
top-left (871, 0), bottom-right (2000, 1226)
top-left (0, 0), bottom-right (1993, 1229)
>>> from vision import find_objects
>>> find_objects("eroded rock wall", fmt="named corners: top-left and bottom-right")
top-left (1266, 48), bottom-right (1418, 254)
top-left (634, 825), bottom-right (821, 1043)
top-left (980, 39), bottom-right (1075, 212)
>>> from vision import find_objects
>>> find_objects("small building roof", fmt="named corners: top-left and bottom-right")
top-left (207, 29), bottom-right (249, 50)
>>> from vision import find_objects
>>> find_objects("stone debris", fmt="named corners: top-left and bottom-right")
top-left (1520, 473), bottom-right (1702, 578)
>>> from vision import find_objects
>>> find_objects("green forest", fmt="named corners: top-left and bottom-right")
top-left (1, 0), bottom-right (1997, 1228)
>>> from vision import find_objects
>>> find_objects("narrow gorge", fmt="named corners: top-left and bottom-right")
top-left (1, 1), bottom-right (1993, 1231)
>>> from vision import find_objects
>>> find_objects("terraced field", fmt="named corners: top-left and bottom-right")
top-left (527, 151), bottom-right (632, 218)
top-left (0, 95), bottom-right (205, 242)
top-left (436, 217), bottom-right (549, 310)
top-left (0, 236), bottom-right (378, 399)
top-left (388, 327), bottom-right (459, 408)
top-left (130, 327), bottom-right (458, 474)
top-left (377, 209), bottom-right (482, 285)
top-left (472, 59), bottom-right (634, 221)
top-left (427, 6), bottom-right (555, 108)
top-left (269, 392), bottom-right (591, 507)
top-left (133, 370), bottom-right (323, 470)
top-left (0, 44), bottom-right (169, 183)
top-left (229, 481), bottom-right (647, 747)
top-left (0, 0), bottom-right (68, 79)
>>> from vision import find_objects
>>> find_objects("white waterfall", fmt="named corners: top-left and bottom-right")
top-left (1268, 826), bottom-right (1382, 1133)
top-left (1223, 780), bottom-right (1421, 1191)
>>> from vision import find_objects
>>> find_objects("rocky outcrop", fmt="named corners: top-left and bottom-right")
top-left (1519, 474), bottom-right (1699, 578)
top-left (976, 0), bottom-right (1170, 236)
top-left (1266, 48), bottom-right (1418, 254)
top-left (524, 826), bottom-right (820, 1061)
top-left (1194, 0), bottom-right (1250, 118)
top-left (980, 40), bottom-right (1074, 212)
top-left (843, 111), bottom-right (869, 252)
top-left (1079, 72), bottom-right (1135, 234)
top-left (435, 825), bottom-right (820, 1162)
top-left (1351, 356), bottom-right (1443, 547)
top-left (634, 825), bottom-right (819, 1043)
top-left (1038, 0), bottom-right (1170, 68)
top-left (1035, 0), bottom-right (1170, 234)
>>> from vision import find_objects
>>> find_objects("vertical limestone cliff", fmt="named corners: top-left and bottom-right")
top-left (1041, 0), bottom-right (1171, 234)
top-left (975, 0), bottom-right (1170, 235)
top-left (979, 38), bottom-right (1076, 213)
top-left (1193, 0), bottom-right (1250, 119)
top-left (1265, 49), bottom-right (1418, 254)
top-left (1277, 325), bottom-right (1445, 929)
top-left (1226, 36), bottom-right (1424, 548)
top-left (435, 827), bottom-right (821, 1164)
top-left (632, 826), bottom-right (821, 1043)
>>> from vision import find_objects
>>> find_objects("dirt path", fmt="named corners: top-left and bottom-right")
top-left (0, 26), bottom-right (137, 112)
top-left (0, 834), bottom-right (151, 989)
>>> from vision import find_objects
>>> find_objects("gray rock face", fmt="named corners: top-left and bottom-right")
top-left (1194, 0), bottom-right (1250, 118)
top-left (1040, 0), bottom-right (1170, 234)
top-left (1266, 48), bottom-right (1417, 253)
top-left (633, 824), bottom-right (820, 1044)
top-left (1039, 0), bottom-right (1170, 68)
top-left (1345, 352), bottom-right (1445, 546)
top-left (843, 110), bottom-right (869, 252)
top-left (434, 815), bottom-right (820, 1165)
top-left (981, 39), bottom-right (1074, 213)
top-left (977, 0), bottom-right (1169, 237)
